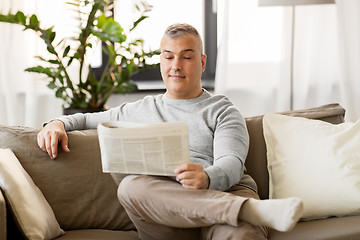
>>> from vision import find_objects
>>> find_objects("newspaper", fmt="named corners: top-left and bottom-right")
top-left (97, 121), bottom-right (190, 176)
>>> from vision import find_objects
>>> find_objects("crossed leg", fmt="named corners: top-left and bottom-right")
top-left (117, 175), bottom-right (301, 240)
top-left (201, 184), bottom-right (269, 240)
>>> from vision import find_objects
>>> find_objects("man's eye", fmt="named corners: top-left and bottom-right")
top-left (184, 57), bottom-right (192, 60)
top-left (165, 57), bottom-right (173, 60)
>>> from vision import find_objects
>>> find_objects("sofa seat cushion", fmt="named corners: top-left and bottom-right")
top-left (270, 215), bottom-right (360, 240)
top-left (55, 229), bottom-right (138, 240)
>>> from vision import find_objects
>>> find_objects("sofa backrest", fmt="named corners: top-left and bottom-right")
top-left (0, 103), bottom-right (347, 232)
top-left (0, 126), bottom-right (135, 232)
top-left (244, 103), bottom-right (346, 200)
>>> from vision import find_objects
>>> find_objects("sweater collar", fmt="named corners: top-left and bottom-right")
top-left (162, 89), bottom-right (211, 105)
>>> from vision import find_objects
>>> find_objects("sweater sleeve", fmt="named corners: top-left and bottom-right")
top-left (205, 105), bottom-right (249, 191)
top-left (55, 105), bottom-right (125, 131)
top-left (54, 96), bottom-right (161, 131)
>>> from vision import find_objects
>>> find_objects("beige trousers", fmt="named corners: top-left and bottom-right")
top-left (118, 175), bottom-right (268, 240)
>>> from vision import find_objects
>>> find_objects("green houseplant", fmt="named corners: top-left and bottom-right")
top-left (0, 0), bottom-right (159, 113)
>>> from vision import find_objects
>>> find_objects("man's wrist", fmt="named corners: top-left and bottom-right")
top-left (43, 119), bottom-right (65, 128)
top-left (203, 171), bottom-right (210, 189)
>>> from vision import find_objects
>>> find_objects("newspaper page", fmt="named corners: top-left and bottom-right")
top-left (97, 121), bottom-right (190, 176)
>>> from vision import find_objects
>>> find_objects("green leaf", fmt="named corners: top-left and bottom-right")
top-left (35, 56), bottom-right (47, 62)
top-left (55, 88), bottom-right (64, 98)
top-left (63, 45), bottom-right (71, 58)
top-left (49, 31), bottom-right (56, 42)
top-left (47, 82), bottom-right (57, 89)
top-left (92, 18), bottom-right (126, 43)
top-left (58, 73), bottom-right (64, 84)
top-left (47, 46), bottom-right (56, 54)
top-left (15, 11), bottom-right (26, 25)
top-left (66, 1), bottom-right (80, 7)
top-left (103, 20), bottom-right (123, 36)
top-left (130, 16), bottom-right (148, 32)
top-left (0, 14), bottom-right (7, 23)
top-left (67, 57), bottom-right (74, 66)
top-left (0, 12), bottom-right (20, 24)
top-left (29, 14), bottom-right (39, 26)
top-left (96, 14), bottom-right (107, 28)
top-left (44, 27), bottom-right (55, 40)
top-left (25, 66), bottom-right (53, 77)
top-left (56, 39), bottom-right (64, 47)
top-left (73, 51), bottom-right (81, 60)
top-left (48, 59), bottom-right (60, 64)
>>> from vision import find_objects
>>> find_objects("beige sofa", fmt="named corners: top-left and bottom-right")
top-left (1, 103), bottom-right (359, 240)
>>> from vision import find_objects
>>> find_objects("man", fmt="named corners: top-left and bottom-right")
top-left (37, 23), bottom-right (303, 240)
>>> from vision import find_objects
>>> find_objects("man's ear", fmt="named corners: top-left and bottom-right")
top-left (201, 54), bottom-right (207, 72)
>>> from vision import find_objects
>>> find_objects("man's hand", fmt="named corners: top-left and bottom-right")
top-left (37, 120), bottom-right (70, 159)
top-left (174, 162), bottom-right (210, 189)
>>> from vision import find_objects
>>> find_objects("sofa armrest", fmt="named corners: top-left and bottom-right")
top-left (0, 189), bottom-right (6, 240)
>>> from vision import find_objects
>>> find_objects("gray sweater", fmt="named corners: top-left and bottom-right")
top-left (57, 89), bottom-right (256, 191)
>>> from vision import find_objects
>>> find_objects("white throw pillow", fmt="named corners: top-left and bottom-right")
top-left (0, 148), bottom-right (64, 240)
top-left (263, 113), bottom-right (360, 220)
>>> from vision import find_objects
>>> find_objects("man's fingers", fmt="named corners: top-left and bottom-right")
top-left (176, 171), bottom-right (191, 182)
top-left (179, 179), bottom-right (194, 189)
top-left (45, 135), bottom-right (53, 159)
top-left (179, 178), bottom-right (204, 190)
top-left (176, 169), bottom-right (201, 188)
top-left (37, 133), bottom-right (46, 152)
top-left (174, 162), bottom-right (199, 174)
top-left (175, 162), bottom-right (209, 189)
top-left (37, 120), bottom-right (69, 159)
top-left (50, 132), bottom-right (59, 159)
top-left (61, 135), bottom-right (70, 152)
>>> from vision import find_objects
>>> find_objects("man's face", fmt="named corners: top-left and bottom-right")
top-left (160, 34), bottom-right (206, 99)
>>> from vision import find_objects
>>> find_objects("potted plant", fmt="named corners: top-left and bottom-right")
top-left (0, 0), bottom-right (159, 114)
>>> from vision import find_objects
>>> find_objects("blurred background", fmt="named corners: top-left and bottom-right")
top-left (1, 0), bottom-right (359, 127)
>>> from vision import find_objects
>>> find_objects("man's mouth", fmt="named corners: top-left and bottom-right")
top-left (169, 75), bottom-right (185, 79)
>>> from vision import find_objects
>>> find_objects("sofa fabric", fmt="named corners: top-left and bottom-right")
top-left (0, 126), bottom-right (135, 239)
top-left (0, 149), bottom-right (64, 239)
top-left (0, 103), bottom-right (359, 240)
top-left (270, 215), bottom-right (360, 240)
top-left (56, 229), bottom-right (139, 240)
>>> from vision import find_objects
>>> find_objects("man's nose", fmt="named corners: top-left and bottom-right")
top-left (171, 58), bottom-right (181, 71)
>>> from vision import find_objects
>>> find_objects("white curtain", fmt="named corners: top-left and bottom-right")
top-left (0, 0), bottom-right (70, 128)
top-left (216, 0), bottom-right (360, 122)
top-left (336, 0), bottom-right (360, 122)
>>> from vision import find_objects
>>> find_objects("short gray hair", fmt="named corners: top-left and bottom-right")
top-left (164, 23), bottom-right (204, 54)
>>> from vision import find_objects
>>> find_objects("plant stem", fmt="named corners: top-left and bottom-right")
top-left (78, 1), bottom-right (101, 84)
top-left (37, 28), bottom-right (75, 99)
